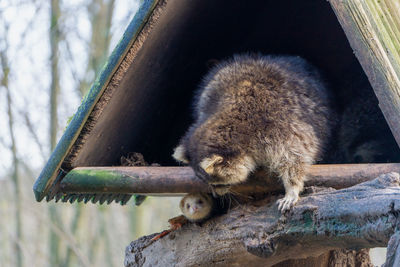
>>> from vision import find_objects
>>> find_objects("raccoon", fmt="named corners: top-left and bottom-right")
top-left (336, 77), bottom-right (400, 164)
top-left (173, 54), bottom-right (334, 211)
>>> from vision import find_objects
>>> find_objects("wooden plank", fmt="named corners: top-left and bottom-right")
top-left (60, 164), bottom-right (400, 195)
top-left (329, 0), bottom-right (400, 148)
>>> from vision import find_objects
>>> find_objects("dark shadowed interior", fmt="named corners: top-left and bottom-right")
top-left (71, 0), bottom-right (399, 169)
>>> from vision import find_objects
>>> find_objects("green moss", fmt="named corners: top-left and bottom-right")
top-left (61, 168), bottom-right (142, 195)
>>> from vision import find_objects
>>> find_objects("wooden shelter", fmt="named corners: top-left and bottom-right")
top-left (33, 0), bottom-right (400, 265)
top-left (33, 0), bottom-right (400, 202)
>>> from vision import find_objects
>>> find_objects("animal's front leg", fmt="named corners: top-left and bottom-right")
top-left (276, 163), bottom-right (305, 212)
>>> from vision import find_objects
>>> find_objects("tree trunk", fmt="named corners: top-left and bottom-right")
top-left (49, 0), bottom-right (62, 265)
top-left (63, 0), bottom-right (116, 265)
top-left (273, 248), bottom-right (372, 267)
top-left (2, 42), bottom-right (23, 267)
top-left (79, 0), bottom-right (116, 97)
top-left (125, 172), bottom-right (400, 266)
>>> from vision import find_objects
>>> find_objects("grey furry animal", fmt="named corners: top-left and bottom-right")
top-left (336, 80), bottom-right (400, 164)
top-left (173, 54), bottom-right (334, 211)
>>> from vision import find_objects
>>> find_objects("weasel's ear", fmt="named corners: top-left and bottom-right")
top-left (200, 154), bottom-right (224, 175)
top-left (172, 145), bottom-right (189, 164)
top-left (179, 197), bottom-right (186, 210)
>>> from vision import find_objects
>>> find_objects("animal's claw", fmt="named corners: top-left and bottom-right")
top-left (277, 194), bottom-right (299, 213)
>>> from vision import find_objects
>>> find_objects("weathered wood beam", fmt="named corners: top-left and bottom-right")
top-left (384, 231), bottom-right (400, 267)
top-left (329, 0), bottom-right (400, 148)
top-left (124, 172), bottom-right (400, 267)
top-left (60, 163), bottom-right (400, 195)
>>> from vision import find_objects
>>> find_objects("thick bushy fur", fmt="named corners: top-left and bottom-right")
top-left (173, 54), bottom-right (334, 211)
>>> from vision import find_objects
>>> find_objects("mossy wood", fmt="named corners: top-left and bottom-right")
top-left (58, 164), bottom-right (400, 203)
top-left (330, 0), bottom-right (400, 147)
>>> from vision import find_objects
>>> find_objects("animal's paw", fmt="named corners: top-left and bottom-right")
top-left (210, 185), bottom-right (231, 197)
top-left (214, 186), bottom-right (231, 196)
top-left (277, 193), bottom-right (299, 213)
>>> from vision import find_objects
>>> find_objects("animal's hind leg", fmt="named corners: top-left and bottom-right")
top-left (275, 163), bottom-right (305, 212)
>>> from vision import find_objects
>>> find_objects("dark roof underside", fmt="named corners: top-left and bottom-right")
top-left (34, 0), bottom-right (400, 201)
top-left (71, 0), bottom-right (362, 168)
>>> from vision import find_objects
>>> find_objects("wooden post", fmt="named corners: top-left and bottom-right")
top-left (329, 0), bottom-right (400, 148)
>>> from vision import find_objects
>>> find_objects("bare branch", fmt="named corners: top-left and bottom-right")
top-left (19, 110), bottom-right (47, 162)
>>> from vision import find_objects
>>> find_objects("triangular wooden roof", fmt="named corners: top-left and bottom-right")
top-left (331, 0), bottom-right (400, 146)
top-left (33, 0), bottom-right (400, 204)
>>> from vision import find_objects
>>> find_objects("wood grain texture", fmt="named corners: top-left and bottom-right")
top-left (384, 231), bottom-right (400, 267)
top-left (125, 172), bottom-right (400, 267)
top-left (60, 164), bottom-right (400, 195)
top-left (329, 0), bottom-right (400, 148)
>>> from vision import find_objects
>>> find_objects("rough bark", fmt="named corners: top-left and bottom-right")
top-left (125, 172), bottom-right (400, 267)
top-left (272, 248), bottom-right (372, 267)
top-left (384, 231), bottom-right (400, 267)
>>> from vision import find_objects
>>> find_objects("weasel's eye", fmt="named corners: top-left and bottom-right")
top-left (197, 199), bottom-right (203, 205)
top-left (186, 204), bottom-right (190, 209)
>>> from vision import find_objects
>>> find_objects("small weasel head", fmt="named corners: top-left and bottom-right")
top-left (180, 193), bottom-right (213, 222)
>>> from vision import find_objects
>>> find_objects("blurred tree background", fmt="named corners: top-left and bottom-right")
top-left (0, 1), bottom-right (180, 266)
